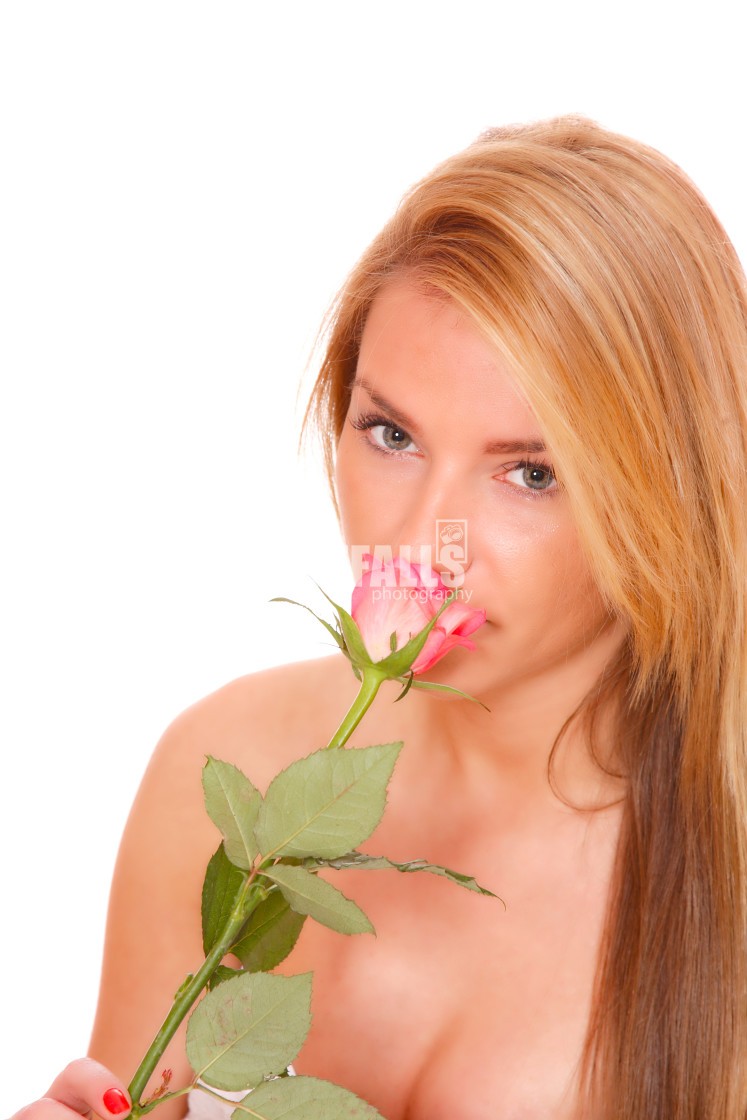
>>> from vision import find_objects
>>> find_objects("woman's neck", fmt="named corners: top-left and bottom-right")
top-left (403, 626), bottom-right (628, 812)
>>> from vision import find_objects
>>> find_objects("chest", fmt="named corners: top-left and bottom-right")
top-left (286, 808), bottom-right (619, 1120)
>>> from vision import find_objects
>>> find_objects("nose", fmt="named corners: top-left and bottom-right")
top-left (391, 472), bottom-right (472, 588)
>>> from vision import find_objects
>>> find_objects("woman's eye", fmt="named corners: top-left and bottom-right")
top-left (348, 412), bottom-right (420, 455)
top-left (369, 424), bottom-right (417, 453)
top-left (504, 463), bottom-right (557, 492)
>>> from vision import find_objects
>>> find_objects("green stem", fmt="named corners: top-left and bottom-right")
top-left (128, 878), bottom-right (264, 1113)
top-left (131, 1084), bottom-right (195, 1118)
top-left (128, 658), bottom-right (389, 1112)
top-left (324, 666), bottom-right (386, 749)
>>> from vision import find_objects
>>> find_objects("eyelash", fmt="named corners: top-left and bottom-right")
top-left (349, 411), bottom-right (420, 454)
top-left (349, 410), bottom-right (558, 496)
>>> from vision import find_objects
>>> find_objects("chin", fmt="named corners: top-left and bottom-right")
top-left (416, 648), bottom-right (492, 697)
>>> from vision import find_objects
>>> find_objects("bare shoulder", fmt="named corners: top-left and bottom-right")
top-left (120, 651), bottom-right (358, 880)
top-left (153, 653), bottom-right (358, 788)
top-left (89, 654), bottom-right (354, 1093)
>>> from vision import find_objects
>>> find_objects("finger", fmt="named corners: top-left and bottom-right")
top-left (12, 1100), bottom-right (92, 1120)
top-left (43, 1059), bottom-right (131, 1118)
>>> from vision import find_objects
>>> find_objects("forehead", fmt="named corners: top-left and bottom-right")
top-left (356, 279), bottom-right (544, 443)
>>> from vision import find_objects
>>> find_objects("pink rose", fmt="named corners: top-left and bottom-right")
top-left (351, 554), bottom-right (486, 674)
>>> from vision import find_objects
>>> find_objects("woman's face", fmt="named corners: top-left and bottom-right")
top-left (335, 279), bottom-right (625, 702)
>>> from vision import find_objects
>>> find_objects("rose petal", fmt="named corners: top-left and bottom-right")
top-left (350, 555), bottom-right (486, 673)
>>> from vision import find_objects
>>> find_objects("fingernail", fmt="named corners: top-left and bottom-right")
top-left (103, 1088), bottom-right (130, 1115)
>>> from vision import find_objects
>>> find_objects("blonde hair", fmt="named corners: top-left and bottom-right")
top-left (306, 116), bottom-right (747, 1118)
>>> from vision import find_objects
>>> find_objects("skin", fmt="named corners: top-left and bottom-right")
top-left (336, 279), bottom-right (626, 753)
top-left (17, 280), bottom-right (628, 1120)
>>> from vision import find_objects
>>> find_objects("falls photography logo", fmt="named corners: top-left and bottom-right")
top-left (349, 520), bottom-right (470, 599)
top-left (436, 520), bottom-right (468, 587)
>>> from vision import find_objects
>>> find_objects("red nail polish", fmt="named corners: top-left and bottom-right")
top-left (103, 1088), bottom-right (130, 1115)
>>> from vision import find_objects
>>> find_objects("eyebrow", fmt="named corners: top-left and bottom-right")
top-left (350, 376), bottom-right (548, 457)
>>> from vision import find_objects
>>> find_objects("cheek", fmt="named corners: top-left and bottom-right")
top-left (334, 430), bottom-right (382, 546)
top-left (549, 533), bottom-right (612, 632)
top-left (478, 499), bottom-right (564, 572)
top-left (480, 512), bottom-right (607, 625)
top-left (335, 424), bottom-right (423, 550)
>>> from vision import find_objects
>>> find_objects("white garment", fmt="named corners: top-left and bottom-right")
top-left (185, 1068), bottom-right (296, 1119)
top-left (185, 1086), bottom-right (246, 1120)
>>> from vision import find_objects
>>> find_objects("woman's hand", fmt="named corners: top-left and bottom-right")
top-left (11, 1059), bottom-right (131, 1120)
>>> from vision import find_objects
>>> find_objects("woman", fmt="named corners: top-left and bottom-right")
top-left (16, 116), bottom-right (747, 1119)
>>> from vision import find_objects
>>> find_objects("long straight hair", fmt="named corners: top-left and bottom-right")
top-left (305, 117), bottom-right (747, 1118)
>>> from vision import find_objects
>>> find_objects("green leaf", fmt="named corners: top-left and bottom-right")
top-left (254, 743), bottom-right (402, 860)
top-left (185, 971), bottom-right (312, 1091)
top-left (207, 965), bottom-right (242, 991)
top-left (270, 597), bottom-right (346, 653)
top-left (393, 671), bottom-right (415, 702)
top-left (202, 843), bottom-right (249, 954)
top-left (203, 758), bottom-right (263, 870)
top-left (372, 590), bottom-right (456, 677)
top-left (230, 1075), bottom-right (384, 1119)
top-left (231, 889), bottom-right (307, 973)
top-left (408, 678), bottom-right (490, 710)
top-left (316, 588), bottom-right (373, 669)
top-left (301, 851), bottom-right (500, 900)
top-left (263, 864), bottom-right (374, 935)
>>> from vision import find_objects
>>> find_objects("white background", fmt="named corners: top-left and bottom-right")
top-left (1, 2), bottom-right (744, 1112)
